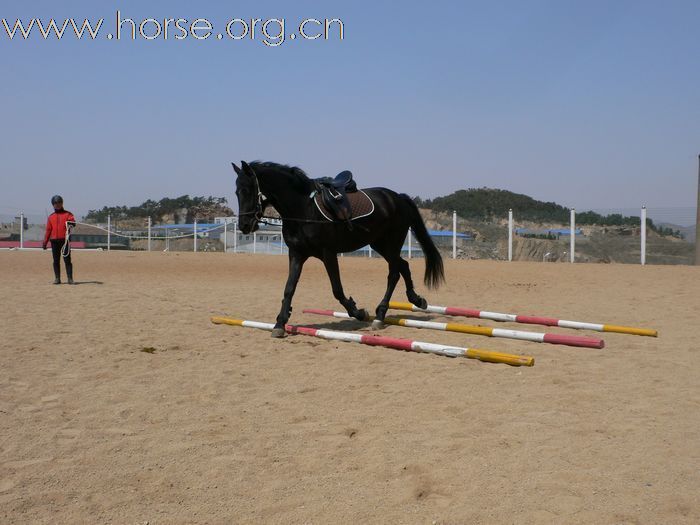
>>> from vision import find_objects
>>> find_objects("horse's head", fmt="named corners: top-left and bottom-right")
top-left (232, 161), bottom-right (261, 234)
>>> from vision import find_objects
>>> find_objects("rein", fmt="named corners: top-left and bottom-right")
top-left (237, 210), bottom-right (334, 225)
top-left (259, 212), bottom-right (370, 232)
top-left (61, 224), bottom-right (73, 258)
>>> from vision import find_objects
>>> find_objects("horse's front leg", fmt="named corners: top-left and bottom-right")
top-left (322, 252), bottom-right (369, 321)
top-left (272, 251), bottom-right (308, 338)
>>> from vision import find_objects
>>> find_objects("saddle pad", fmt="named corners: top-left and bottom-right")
top-left (314, 190), bottom-right (375, 222)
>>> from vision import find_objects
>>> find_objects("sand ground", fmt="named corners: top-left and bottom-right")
top-left (1, 250), bottom-right (699, 524)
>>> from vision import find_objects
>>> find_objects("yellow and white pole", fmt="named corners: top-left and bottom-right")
top-left (303, 309), bottom-right (604, 348)
top-left (388, 301), bottom-right (658, 337)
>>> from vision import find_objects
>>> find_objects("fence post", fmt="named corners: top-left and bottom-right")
top-left (107, 214), bottom-right (111, 251)
top-left (695, 154), bottom-right (700, 265)
top-left (233, 220), bottom-right (238, 253)
top-left (641, 206), bottom-right (647, 266)
top-left (194, 219), bottom-right (198, 252)
top-left (452, 210), bottom-right (457, 259)
top-left (570, 208), bottom-right (575, 263)
top-left (253, 231), bottom-right (257, 254)
top-left (408, 228), bottom-right (412, 259)
top-left (508, 209), bottom-right (513, 262)
top-left (280, 228), bottom-right (284, 254)
top-left (223, 221), bottom-right (228, 253)
top-left (368, 245), bottom-right (372, 258)
top-left (19, 212), bottom-right (24, 249)
top-left (148, 217), bottom-right (152, 252)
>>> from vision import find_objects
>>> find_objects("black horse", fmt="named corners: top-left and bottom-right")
top-left (232, 161), bottom-right (445, 338)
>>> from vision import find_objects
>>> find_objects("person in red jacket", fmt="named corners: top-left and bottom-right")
top-left (43, 195), bottom-right (76, 284)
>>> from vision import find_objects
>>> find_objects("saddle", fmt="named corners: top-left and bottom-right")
top-left (313, 171), bottom-right (358, 227)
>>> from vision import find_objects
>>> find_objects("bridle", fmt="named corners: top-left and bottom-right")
top-left (252, 170), bottom-right (265, 222)
top-left (237, 170), bottom-right (265, 222)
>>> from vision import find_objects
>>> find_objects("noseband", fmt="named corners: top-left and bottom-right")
top-left (252, 171), bottom-right (265, 222)
top-left (238, 170), bottom-right (265, 223)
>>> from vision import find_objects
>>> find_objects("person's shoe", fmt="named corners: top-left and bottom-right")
top-left (53, 278), bottom-right (61, 285)
top-left (67, 278), bottom-right (74, 285)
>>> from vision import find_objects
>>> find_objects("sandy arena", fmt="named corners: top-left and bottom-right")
top-left (1, 250), bottom-right (699, 524)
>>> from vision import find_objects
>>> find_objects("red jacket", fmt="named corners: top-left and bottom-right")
top-left (44, 209), bottom-right (76, 244)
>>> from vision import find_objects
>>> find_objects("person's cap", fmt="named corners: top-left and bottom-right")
top-left (51, 195), bottom-right (63, 204)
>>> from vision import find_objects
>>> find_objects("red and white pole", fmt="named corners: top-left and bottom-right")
top-left (211, 317), bottom-right (534, 366)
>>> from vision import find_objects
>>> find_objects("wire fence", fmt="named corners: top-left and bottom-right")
top-left (1, 207), bottom-right (697, 265)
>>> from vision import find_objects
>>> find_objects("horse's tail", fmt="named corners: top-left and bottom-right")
top-left (401, 194), bottom-right (445, 289)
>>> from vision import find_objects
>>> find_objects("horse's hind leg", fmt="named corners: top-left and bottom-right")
top-left (371, 255), bottom-right (402, 329)
top-left (379, 250), bottom-right (428, 310)
top-left (322, 252), bottom-right (369, 321)
top-left (367, 235), bottom-right (405, 329)
top-left (398, 258), bottom-right (428, 309)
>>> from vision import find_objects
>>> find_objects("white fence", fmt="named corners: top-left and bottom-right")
top-left (505, 206), bottom-right (697, 265)
top-left (2, 207), bottom-right (697, 265)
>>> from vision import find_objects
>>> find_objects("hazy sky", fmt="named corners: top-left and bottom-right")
top-left (1, 0), bottom-right (699, 221)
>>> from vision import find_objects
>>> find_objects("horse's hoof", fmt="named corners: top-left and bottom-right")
top-left (271, 327), bottom-right (287, 338)
top-left (356, 309), bottom-right (370, 322)
top-left (371, 320), bottom-right (386, 331)
top-left (407, 292), bottom-right (428, 310)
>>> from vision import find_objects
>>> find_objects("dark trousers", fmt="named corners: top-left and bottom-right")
top-left (50, 239), bottom-right (73, 280)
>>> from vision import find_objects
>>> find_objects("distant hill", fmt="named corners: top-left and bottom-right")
top-left (684, 224), bottom-right (697, 241)
top-left (415, 188), bottom-right (670, 233)
top-left (85, 195), bottom-right (233, 224)
top-left (658, 222), bottom-right (696, 242)
top-left (416, 188), bottom-right (569, 223)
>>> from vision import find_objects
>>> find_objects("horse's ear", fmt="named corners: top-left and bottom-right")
top-left (231, 162), bottom-right (242, 175)
top-left (241, 160), bottom-right (252, 174)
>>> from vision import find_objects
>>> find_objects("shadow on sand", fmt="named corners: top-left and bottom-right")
top-left (56, 281), bottom-right (105, 285)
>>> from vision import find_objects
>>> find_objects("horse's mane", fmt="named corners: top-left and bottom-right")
top-left (249, 161), bottom-right (311, 187)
